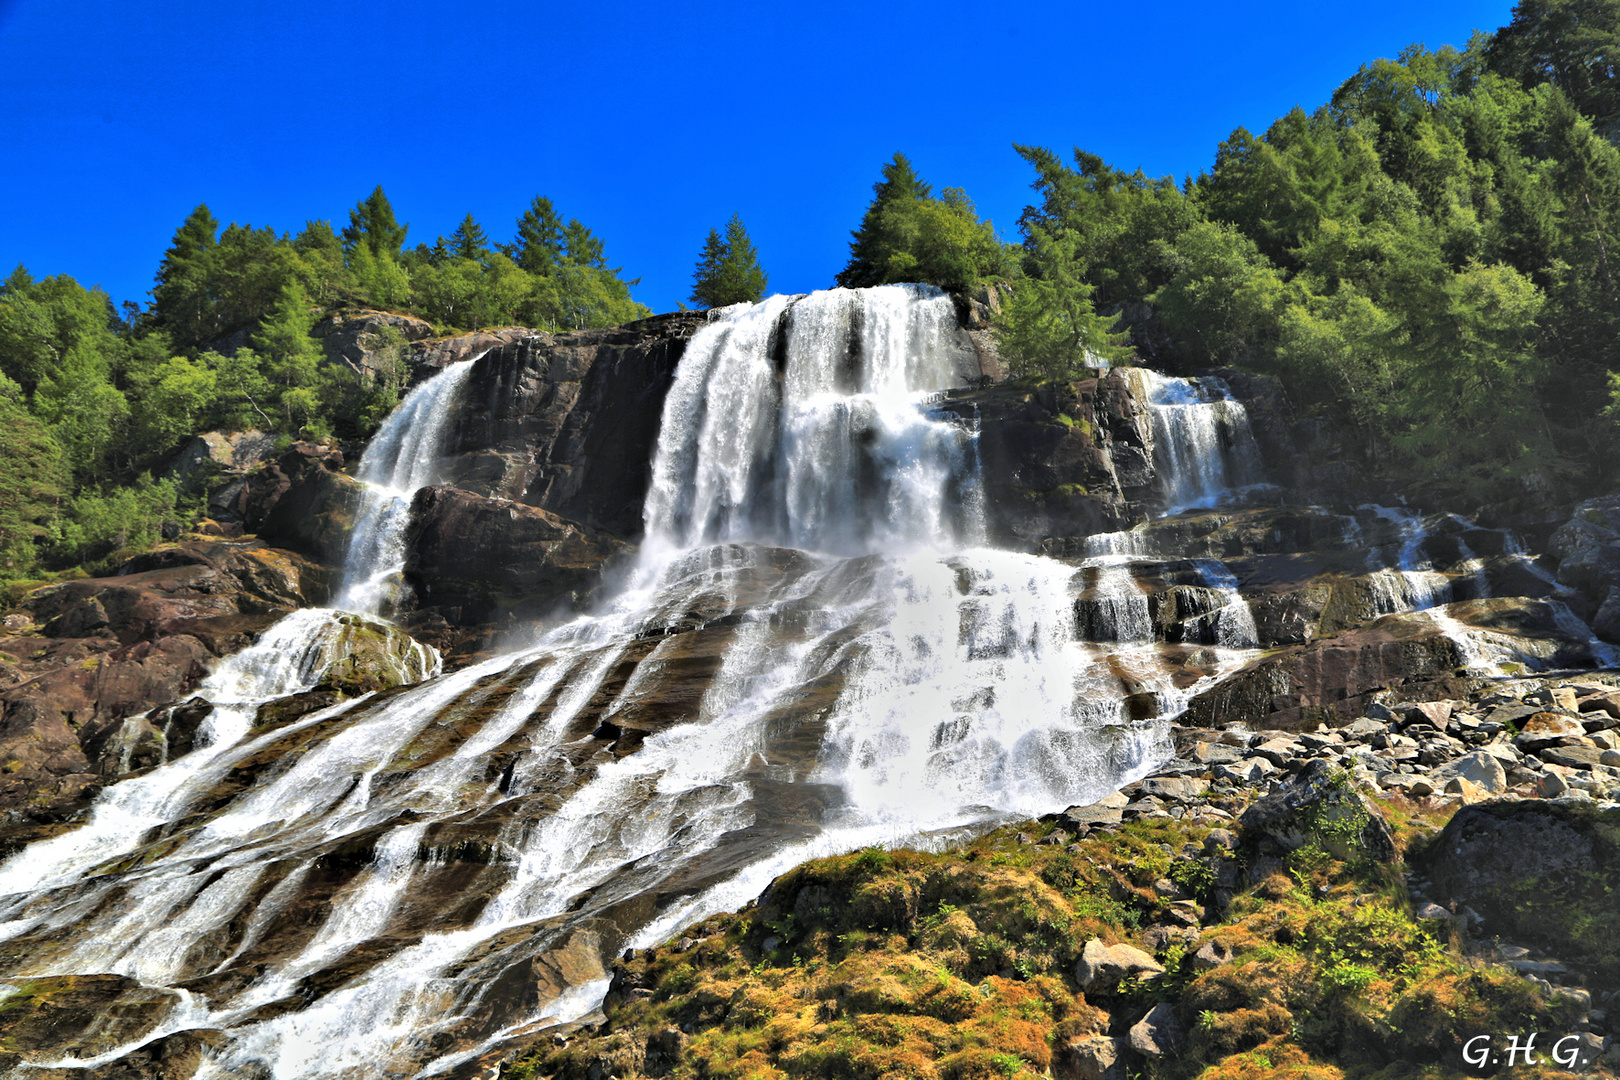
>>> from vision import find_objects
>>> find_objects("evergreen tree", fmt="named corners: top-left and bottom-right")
top-left (253, 281), bottom-right (325, 429)
top-left (451, 214), bottom-right (490, 262)
top-left (837, 154), bottom-right (1007, 291)
top-left (995, 226), bottom-right (1133, 379)
top-left (504, 196), bottom-right (566, 275)
top-left (342, 186), bottom-right (409, 259)
top-left (1487, 0), bottom-right (1620, 136)
top-left (150, 204), bottom-right (222, 348)
top-left (0, 390), bottom-right (69, 576)
top-left (689, 214), bottom-right (769, 307)
top-left (561, 219), bottom-right (607, 269)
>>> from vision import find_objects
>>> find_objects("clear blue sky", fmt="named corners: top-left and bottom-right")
top-left (1, 0), bottom-right (1516, 318)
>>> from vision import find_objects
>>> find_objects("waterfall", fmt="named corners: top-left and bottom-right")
top-left (1133, 370), bottom-right (1262, 513)
top-left (336, 358), bottom-right (479, 615)
top-left (0, 289), bottom-right (1265, 1080)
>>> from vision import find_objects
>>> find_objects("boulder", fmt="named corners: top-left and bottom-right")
top-left (1129, 1002), bottom-right (1186, 1058)
top-left (1055, 1035), bottom-right (1128, 1080)
top-left (1237, 759), bottom-right (1396, 861)
top-left (1549, 495), bottom-right (1620, 602)
top-left (1513, 713), bottom-right (1586, 752)
top-left (239, 444), bottom-right (365, 566)
top-left (402, 486), bottom-right (629, 626)
top-left (1073, 938), bottom-right (1164, 991)
top-left (1421, 801), bottom-right (1620, 977)
top-left (1184, 599), bottom-right (1608, 731)
top-left (1430, 750), bottom-right (1508, 794)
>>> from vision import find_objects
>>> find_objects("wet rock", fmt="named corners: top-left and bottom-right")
top-left (0, 974), bottom-right (183, 1063)
top-left (443, 314), bottom-right (708, 536)
top-left (402, 486), bottom-right (629, 626)
top-left (1238, 759), bottom-right (1396, 861)
top-left (239, 444), bottom-right (364, 565)
top-left (1549, 495), bottom-right (1620, 602)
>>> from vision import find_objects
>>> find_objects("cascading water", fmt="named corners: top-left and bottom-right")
top-left (0, 288), bottom-right (1263, 1080)
top-left (1133, 370), bottom-right (1263, 513)
top-left (337, 358), bottom-right (480, 615)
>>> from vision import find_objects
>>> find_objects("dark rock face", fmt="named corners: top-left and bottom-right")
top-left (0, 543), bottom-right (315, 836)
top-left (407, 326), bottom-right (531, 376)
top-left (444, 312), bottom-right (709, 537)
top-left (237, 443), bottom-right (363, 568)
top-left (936, 372), bottom-right (1154, 548)
top-left (403, 485), bottom-right (630, 628)
top-left (1549, 495), bottom-right (1620, 631)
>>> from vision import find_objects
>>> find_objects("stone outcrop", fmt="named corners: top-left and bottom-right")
top-left (0, 542), bottom-right (316, 837)
top-left (1421, 800), bottom-right (1620, 980)
top-left (934, 371), bottom-right (1156, 548)
top-left (312, 308), bottom-right (435, 381)
top-left (442, 312), bottom-right (708, 537)
top-left (407, 326), bottom-right (530, 376)
top-left (402, 485), bottom-right (630, 628)
top-left (237, 442), bottom-right (364, 568)
top-left (1550, 494), bottom-right (1620, 637)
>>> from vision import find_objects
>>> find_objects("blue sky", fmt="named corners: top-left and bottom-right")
top-left (1, 0), bottom-right (1515, 317)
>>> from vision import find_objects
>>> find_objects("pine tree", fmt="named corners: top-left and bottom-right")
top-left (837, 153), bottom-right (932, 288)
top-left (342, 186), bottom-right (409, 260)
top-left (151, 204), bottom-right (222, 348)
top-left (451, 214), bottom-right (490, 262)
top-left (503, 196), bottom-right (566, 276)
top-left (690, 214), bottom-right (769, 307)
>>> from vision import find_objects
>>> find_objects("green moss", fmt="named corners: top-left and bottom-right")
top-left (506, 813), bottom-right (1594, 1080)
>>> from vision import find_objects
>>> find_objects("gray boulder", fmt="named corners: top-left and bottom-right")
top-left (1073, 939), bottom-right (1164, 991)
top-left (1237, 758), bottom-right (1396, 861)
top-left (1129, 1003), bottom-right (1186, 1057)
top-left (1431, 750), bottom-right (1508, 794)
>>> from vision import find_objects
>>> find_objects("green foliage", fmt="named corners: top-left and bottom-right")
top-left (1486, 0), bottom-right (1620, 136)
top-left (689, 214), bottom-right (768, 308)
top-left (48, 475), bottom-right (179, 572)
top-left (837, 154), bottom-right (1012, 292)
top-left (0, 394), bottom-right (69, 578)
top-left (995, 226), bottom-right (1132, 380)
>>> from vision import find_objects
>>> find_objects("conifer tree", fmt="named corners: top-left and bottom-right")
top-left (504, 196), bottom-right (566, 275)
top-left (342, 186), bottom-right (409, 260)
top-left (151, 204), bottom-right (222, 348)
top-left (451, 214), bottom-right (490, 262)
top-left (690, 214), bottom-right (769, 308)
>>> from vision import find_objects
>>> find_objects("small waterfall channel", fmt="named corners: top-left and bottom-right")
top-left (0, 289), bottom-right (1269, 1079)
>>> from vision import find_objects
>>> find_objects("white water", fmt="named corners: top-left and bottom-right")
top-left (337, 358), bottom-right (479, 615)
top-left (1134, 370), bottom-right (1262, 513)
top-left (0, 289), bottom-right (1259, 1079)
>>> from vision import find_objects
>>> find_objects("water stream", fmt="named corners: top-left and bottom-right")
top-left (3, 286), bottom-right (1589, 1078)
